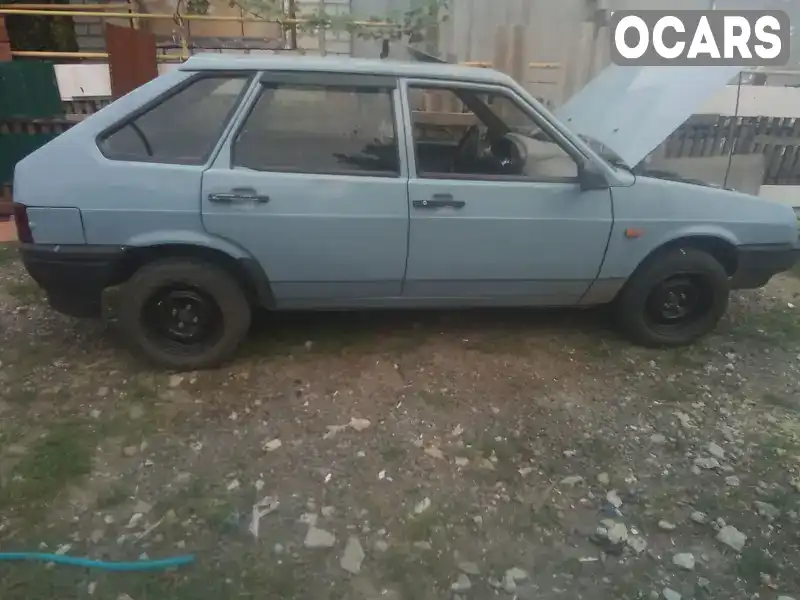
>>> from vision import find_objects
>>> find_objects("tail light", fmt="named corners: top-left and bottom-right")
top-left (12, 203), bottom-right (33, 243)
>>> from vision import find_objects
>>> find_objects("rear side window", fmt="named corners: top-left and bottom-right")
top-left (99, 75), bottom-right (250, 165)
top-left (232, 83), bottom-right (399, 176)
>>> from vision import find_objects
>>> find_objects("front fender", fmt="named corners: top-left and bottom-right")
top-left (650, 224), bottom-right (741, 250)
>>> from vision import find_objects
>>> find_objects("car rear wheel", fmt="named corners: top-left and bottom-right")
top-left (118, 258), bottom-right (251, 370)
top-left (614, 247), bottom-right (730, 347)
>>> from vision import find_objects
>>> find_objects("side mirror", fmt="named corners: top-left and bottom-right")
top-left (578, 161), bottom-right (609, 191)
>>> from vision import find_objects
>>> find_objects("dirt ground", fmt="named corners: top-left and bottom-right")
top-left (1, 241), bottom-right (800, 600)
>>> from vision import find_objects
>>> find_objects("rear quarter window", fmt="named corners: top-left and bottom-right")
top-left (98, 75), bottom-right (251, 165)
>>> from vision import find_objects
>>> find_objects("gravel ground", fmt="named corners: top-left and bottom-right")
top-left (1, 242), bottom-right (799, 600)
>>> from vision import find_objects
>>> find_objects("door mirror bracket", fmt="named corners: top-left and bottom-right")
top-left (578, 161), bottom-right (609, 191)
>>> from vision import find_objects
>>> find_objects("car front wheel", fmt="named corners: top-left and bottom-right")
top-left (117, 258), bottom-right (252, 370)
top-left (614, 247), bottom-right (730, 347)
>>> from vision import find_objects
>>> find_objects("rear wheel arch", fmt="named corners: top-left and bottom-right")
top-left (122, 243), bottom-right (274, 308)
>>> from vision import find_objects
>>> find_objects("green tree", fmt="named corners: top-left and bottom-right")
top-left (5, 0), bottom-right (78, 53)
top-left (219, 0), bottom-right (448, 48)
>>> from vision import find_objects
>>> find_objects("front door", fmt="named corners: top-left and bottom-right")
top-left (202, 73), bottom-right (410, 307)
top-left (402, 80), bottom-right (613, 305)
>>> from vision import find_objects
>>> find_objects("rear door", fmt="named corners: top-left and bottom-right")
top-left (201, 72), bottom-right (410, 307)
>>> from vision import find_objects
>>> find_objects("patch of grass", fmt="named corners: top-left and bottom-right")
top-left (0, 424), bottom-right (94, 510)
top-left (729, 307), bottom-right (800, 348)
top-left (417, 390), bottom-right (455, 407)
top-left (6, 279), bottom-right (42, 304)
top-left (380, 443), bottom-right (408, 462)
top-left (379, 546), bottom-right (455, 598)
top-left (4, 387), bottom-right (37, 404)
top-left (96, 482), bottom-right (131, 509)
top-left (737, 545), bottom-right (780, 588)
top-left (0, 243), bottom-right (18, 266)
top-left (763, 391), bottom-right (799, 412)
top-left (406, 509), bottom-right (448, 541)
top-left (241, 556), bottom-right (307, 599)
top-left (651, 380), bottom-right (701, 405)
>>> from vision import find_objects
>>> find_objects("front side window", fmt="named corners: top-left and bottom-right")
top-left (99, 75), bottom-right (250, 164)
top-left (408, 85), bottom-right (579, 181)
top-left (232, 83), bottom-right (399, 176)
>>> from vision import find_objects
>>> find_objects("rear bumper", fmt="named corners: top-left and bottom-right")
top-left (20, 244), bottom-right (126, 317)
top-left (730, 243), bottom-right (800, 289)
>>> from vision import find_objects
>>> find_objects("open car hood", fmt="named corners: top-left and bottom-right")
top-left (554, 64), bottom-right (742, 167)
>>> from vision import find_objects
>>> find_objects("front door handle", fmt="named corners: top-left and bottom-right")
top-left (413, 194), bottom-right (466, 209)
top-left (208, 187), bottom-right (270, 204)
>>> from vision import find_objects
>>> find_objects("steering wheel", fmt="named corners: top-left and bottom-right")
top-left (454, 124), bottom-right (480, 169)
top-left (489, 136), bottom-right (524, 175)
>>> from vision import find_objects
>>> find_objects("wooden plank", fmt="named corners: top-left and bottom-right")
top-left (492, 25), bottom-right (510, 75)
top-left (412, 110), bottom-right (477, 127)
top-left (0, 15), bottom-right (11, 62)
top-left (508, 24), bottom-right (525, 84)
top-left (105, 23), bottom-right (157, 99)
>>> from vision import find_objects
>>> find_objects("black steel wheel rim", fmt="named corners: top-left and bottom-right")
top-left (142, 285), bottom-right (223, 351)
top-left (645, 274), bottom-right (712, 329)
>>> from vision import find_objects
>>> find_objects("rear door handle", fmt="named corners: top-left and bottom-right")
top-left (208, 187), bottom-right (270, 204)
top-left (413, 194), bottom-right (465, 209)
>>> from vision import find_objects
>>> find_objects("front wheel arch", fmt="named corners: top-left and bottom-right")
top-left (625, 235), bottom-right (739, 286)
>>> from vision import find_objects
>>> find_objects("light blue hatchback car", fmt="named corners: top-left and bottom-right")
top-left (12, 54), bottom-right (799, 369)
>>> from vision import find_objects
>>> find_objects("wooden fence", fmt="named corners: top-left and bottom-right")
top-left (664, 115), bottom-right (800, 185)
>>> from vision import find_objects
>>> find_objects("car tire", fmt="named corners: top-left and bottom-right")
top-left (117, 258), bottom-right (252, 370)
top-left (614, 247), bottom-right (730, 347)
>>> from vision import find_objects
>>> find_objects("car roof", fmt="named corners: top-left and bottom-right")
top-left (179, 53), bottom-right (515, 86)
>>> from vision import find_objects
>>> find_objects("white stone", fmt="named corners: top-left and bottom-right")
top-left (349, 418), bottom-right (371, 431)
top-left (606, 490), bottom-right (623, 508)
top-left (663, 588), bottom-right (682, 600)
top-left (627, 536), bottom-right (647, 554)
top-left (304, 527), bottom-right (336, 548)
top-left (339, 537), bottom-right (365, 574)
top-left (725, 475), bottom-right (741, 487)
top-left (458, 561), bottom-right (480, 576)
top-left (451, 574), bottom-right (472, 592)
top-left (673, 552), bottom-right (695, 570)
top-left (263, 439), bottom-right (282, 452)
top-left (606, 522), bottom-right (628, 544)
top-left (560, 475), bottom-right (584, 486)
top-left (424, 446), bottom-right (445, 460)
top-left (717, 525), bottom-right (747, 551)
top-left (690, 511), bottom-right (707, 524)
top-left (706, 442), bottom-right (726, 460)
top-left (694, 457), bottom-right (720, 470)
top-left (755, 501), bottom-right (780, 520)
top-left (658, 520), bottom-right (677, 531)
top-left (414, 497), bottom-right (431, 514)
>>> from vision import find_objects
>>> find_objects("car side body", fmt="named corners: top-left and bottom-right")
top-left (12, 54), bottom-right (800, 368)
